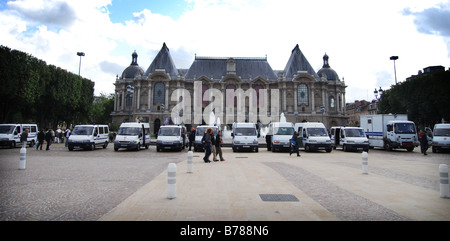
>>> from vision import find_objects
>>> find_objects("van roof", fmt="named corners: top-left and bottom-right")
top-left (234, 123), bottom-right (256, 127)
top-left (434, 123), bottom-right (450, 128)
top-left (295, 122), bottom-right (325, 127)
top-left (120, 122), bottom-right (149, 127)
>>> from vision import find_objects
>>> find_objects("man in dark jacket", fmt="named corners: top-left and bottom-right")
top-left (36, 129), bottom-right (45, 150)
top-left (290, 131), bottom-right (302, 157)
top-left (188, 127), bottom-right (195, 151)
top-left (20, 128), bottom-right (29, 147)
top-left (419, 129), bottom-right (429, 155)
top-left (45, 129), bottom-right (53, 151)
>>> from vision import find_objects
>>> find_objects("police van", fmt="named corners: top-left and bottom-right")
top-left (432, 123), bottom-right (450, 153)
top-left (68, 124), bottom-right (109, 151)
top-left (156, 125), bottom-right (186, 152)
top-left (0, 123), bottom-right (38, 148)
top-left (231, 122), bottom-right (259, 152)
top-left (265, 122), bottom-right (295, 152)
top-left (330, 126), bottom-right (369, 152)
top-left (114, 122), bottom-right (150, 151)
top-left (295, 122), bottom-right (332, 152)
top-left (193, 125), bottom-right (220, 152)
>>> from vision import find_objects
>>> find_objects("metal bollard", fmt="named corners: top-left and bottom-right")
top-left (439, 164), bottom-right (449, 198)
top-left (19, 145), bottom-right (26, 170)
top-left (362, 151), bottom-right (368, 174)
top-left (167, 163), bottom-right (177, 199)
top-left (187, 151), bottom-right (193, 173)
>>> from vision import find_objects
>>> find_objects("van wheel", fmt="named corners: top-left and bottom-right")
top-left (103, 142), bottom-right (107, 149)
top-left (343, 145), bottom-right (347, 152)
top-left (29, 140), bottom-right (35, 148)
top-left (69, 146), bottom-right (74, 151)
top-left (91, 143), bottom-right (95, 151)
top-left (136, 143), bottom-right (140, 151)
top-left (145, 144), bottom-right (149, 149)
top-left (305, 145), bottom-right (311, 152)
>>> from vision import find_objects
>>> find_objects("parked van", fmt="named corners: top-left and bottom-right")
top-left (156, 125), bottom-right (186, 152)
top-left (295, 122), bottom-right (332, 152)
top-left (231, 123), bottom-right (259, 152)
top-left (0, 123), bottom-right (38, 148)
top-left (432, 123), bottom-right (450, 153)
top-left (114, 122), bottom-right (150, 151)
top-left (330, 126), bottom-right (369, 152)
top-left (68, 124), bottom-right (109, 151)
top-left (193, 125), bottom-right (220, 152)
top-left (265, 122), bottom-right (294, 152)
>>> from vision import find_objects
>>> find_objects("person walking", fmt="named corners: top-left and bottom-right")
top-left (418, 129), bottom-right (429, 155)
top-left (203, 128), bottom-right (212, 163)
top-left (211, 129), bottom-right (218, 162)
top-left (188, 126), bottom-right (195, 151)
top-left (20, 128), bottom-right (29, 148)
top-left (215, 130), bottom-right (225, 161)
top-left (36, 128), bottom-right (45, 150)
top-left (289, 131), bottom-right (302, 157)
top-left (64, 128), bottom-right (71, 147)
top-left (45, 129), bottom-right (53, 151)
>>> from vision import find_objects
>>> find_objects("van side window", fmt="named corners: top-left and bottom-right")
top-left (105, 127), bottom-right (109, 134)
top-left (387, 124), bottom-right (393, 132)
top-left (31, 126), bottom-right (37, 133)
top-left (99, 127), bottom-right (104, 134)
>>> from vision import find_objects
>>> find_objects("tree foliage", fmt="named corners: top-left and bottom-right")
top-left (379, 70), bottom-right (450, 128)
top-left (0, 45), bottom-right (98, 128)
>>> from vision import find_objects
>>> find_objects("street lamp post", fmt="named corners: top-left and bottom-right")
top-left (127, 85), bottom-right (134, 122)
top-left (77, 52), bottom-right (85, 76)
top-left (374, 87), bottom-right (383, 113)
top-left (390, 56), bottom-right (398, 85)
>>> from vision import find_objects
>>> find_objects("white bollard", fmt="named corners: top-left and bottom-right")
top-left (167, 163), bottom-right (177, 199)
top-left (187, 151), bottom-right (193, 173)
top-left (439, 164), bottom-right (449, 198)
top-left (19, 145), bottom-right (26, 170)
top-left (362, 151), bottom-right (368, 174)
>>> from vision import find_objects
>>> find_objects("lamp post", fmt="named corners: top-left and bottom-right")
top-left (374, 87), bottom-right (383, 113)
top-left (77, 52), bottom-right (85, 76)
top-left (127, 85), bottom-right (134, 122)
top-left (390, 56), bottom-right (398, 85)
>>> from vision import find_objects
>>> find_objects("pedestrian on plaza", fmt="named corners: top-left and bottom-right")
top-left (215, 130), bottom-right (225, 161)
top-left (211, 128), bottom-right (218, 161)
top-left (20, 128), bottom-right (29, 147)
top-left (188, 126), bottom-right (195, 151)
top-left (64, 128), bottom-right (71, 147)
top-left (203, 128), bottom-right (212, 163)
top-left (418, 129), bottom-right (429, 155)
top-left (45, 128), bottom-right (53, 151)
top-left (36, 128), bottom-right (45, 150)
top-left (289, 131), bottom-right (302, 157)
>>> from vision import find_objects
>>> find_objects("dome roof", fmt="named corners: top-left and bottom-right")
top-left (317, 53), bottom-right (339, 81)
top-left (121, 51), bottom-right (144, 79)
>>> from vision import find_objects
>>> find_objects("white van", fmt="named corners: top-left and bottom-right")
top-left (330, 126), bottom-right (369, 152)
top-left (432, 123), bottom-right (450, 153)
top-left (231, 123), bottom-right (259, 152)
top-left (0, 124), bottom-right (38, 148)
top-left (114, 122), bottom-right (150, 151)
top-left (193, 125), bottom-right (219, 152)
top-left (68, 124), bottom-right (109, 151)
top-left (156, 125), bottom-right (186, 152)
top-left (265, 122), bottom-right (294, 152)
top-left (295, 122), bottom-right (332, 152)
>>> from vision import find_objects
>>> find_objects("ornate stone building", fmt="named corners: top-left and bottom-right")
top-left (111, 43), bottom-right (348, 133)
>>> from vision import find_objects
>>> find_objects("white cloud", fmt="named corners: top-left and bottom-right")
top-left (1, 0), bottom-right (449, 101)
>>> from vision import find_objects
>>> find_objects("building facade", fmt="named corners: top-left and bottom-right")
top-left (111, 43), bottom-right (348, 133)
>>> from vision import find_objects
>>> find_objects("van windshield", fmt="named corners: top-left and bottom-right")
top-left (434, 128), bottom-right (450, 136)
top-left (307, 128), bottom-right (328, 136)
top-left (235, 128), bottom-right (257, 136)
top-left (196, 127), bottom-right (218, 136)
top-left (72, 126), bottom-right (94, 135)
top-left (345, 129), bottom-right (365, 137)
top-left (274, 127), bottom-right (294, 135)
top-left (159, 127), bottom-right (180, 136)
top-left (0, 125), bottom-right (15, 134)
top-left (394, 123), bottom-right (416, 134)
top-left (118, 127), bottom-right (141, 136)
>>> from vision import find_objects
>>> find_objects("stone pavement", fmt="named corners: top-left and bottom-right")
top-left (99, 148), bottom-right (450, 221)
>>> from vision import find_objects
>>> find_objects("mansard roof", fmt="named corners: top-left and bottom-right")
top-left (184, 56), bottom-right (277, 81)
top-left (144, 43), bottom-right (178, 78)
top-left (284, 44), bottom-right (319, 78)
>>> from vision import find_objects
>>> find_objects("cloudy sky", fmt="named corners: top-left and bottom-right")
top-left (1, 0), bottom-right (449, 102)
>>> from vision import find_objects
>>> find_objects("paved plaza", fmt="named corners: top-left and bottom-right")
top-left (1, 141), bottom-right (449, 221)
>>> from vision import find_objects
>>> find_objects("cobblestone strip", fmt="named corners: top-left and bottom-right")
top-left (265, 162), bottom-right (412, 221)
top-left (333, 162), bottom-right (440, 191)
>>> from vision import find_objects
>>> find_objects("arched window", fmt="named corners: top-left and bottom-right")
top-left (297, 84), bottom-right (308, 106)
top-left (153, 82), bottom-right (165, 105)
